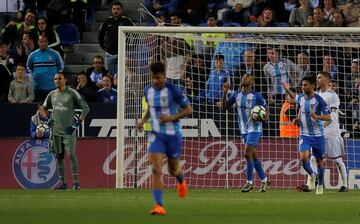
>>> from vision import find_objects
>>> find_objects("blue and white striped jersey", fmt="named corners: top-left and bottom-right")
top-left (144, 82), bottom-right (190, 135)
top-left (227, 90), bottom-right (266, 134)
top-left (295, 93), bottom-right (330, 137)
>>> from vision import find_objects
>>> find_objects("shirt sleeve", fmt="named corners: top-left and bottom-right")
top-left (73, 90), bottom-right (90, 118)
top-left (42, 92), bottom-right (52, 110)
top-left (317, 95), bottom-right (330, 115)
top-left (226, 91), bottom-right (237, 108)
top-left (256, 92), bottom-right (266, 107)
top-left (172, 85), bottom-right (190, 108)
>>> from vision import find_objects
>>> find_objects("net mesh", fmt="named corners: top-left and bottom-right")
top-left (120, 30), bottom-right (360, 189)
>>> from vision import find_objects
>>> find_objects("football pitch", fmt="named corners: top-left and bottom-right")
top-left (0, 189), bottom-right (359, 224)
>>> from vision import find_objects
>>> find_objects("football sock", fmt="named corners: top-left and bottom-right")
top-left (69, 151), bottom-right (79, 183)
top-left (57, 158), bottom-right (66, 183)
top-left (302, 160), bottom-right (314, 176)
top-left (175, 174), bottom-right (184, 184)
top-left (310, 155), bottom-right (317, 175)
top-left (335, 158), bottom-right (348, 187)
top-left (254, 159), bottom-right (267, 181)
top-left (153, 189), bottom-right (163, 206)
top-left (246, 159), bottom-right (254, 182)
top-left (317, 166), bottom-right (325, 186)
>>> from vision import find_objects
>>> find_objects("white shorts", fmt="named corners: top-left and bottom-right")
top-left (325, 136), bottom-right (345, 158)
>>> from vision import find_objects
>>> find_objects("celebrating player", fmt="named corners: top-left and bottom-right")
top-left (284, 76), bottom-right (331, 194)
top-left (221, 73), bottom-right (271, 193)
top-left (136, 62), bottom-right (192, 215)
top-left (43, 72), bottom-right (90, 190)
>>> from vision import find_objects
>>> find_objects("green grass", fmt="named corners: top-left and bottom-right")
top-left (0, 189), bottom-right (359, 224)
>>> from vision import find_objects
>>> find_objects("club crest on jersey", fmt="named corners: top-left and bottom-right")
top-left (161, 96), bottom-right (167, 104)
top-left (12, 139), bottom-right (59, 189)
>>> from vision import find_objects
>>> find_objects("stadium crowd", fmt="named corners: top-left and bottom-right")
top-left (0, 0), bottom-right (359, 137)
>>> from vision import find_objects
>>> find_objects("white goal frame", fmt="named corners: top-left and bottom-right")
top-left (116, 26), bottom-right (360, 189)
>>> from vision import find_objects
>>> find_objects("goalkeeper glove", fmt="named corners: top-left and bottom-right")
top-left (65, 118), bottom-right (82, 135)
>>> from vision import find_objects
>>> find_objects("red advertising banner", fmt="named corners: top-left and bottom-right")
top-left (0, 138), bottom-right (352, 189)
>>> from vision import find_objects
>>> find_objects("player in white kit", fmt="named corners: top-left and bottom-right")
top-left (311, 71), bottom-right (348, 192)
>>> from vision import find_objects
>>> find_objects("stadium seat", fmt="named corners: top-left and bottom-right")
top-left (56, 23), bottom-right (80, 46)
top-left (222, 22), bottom-right (241, 27)
top-left (275, 22), bottom-right (289, 27)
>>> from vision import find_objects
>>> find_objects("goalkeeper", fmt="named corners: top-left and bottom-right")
top-left (43, 72), bottom-right (90, 190)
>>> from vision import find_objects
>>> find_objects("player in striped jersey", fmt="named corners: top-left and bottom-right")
top-left (221, 73), bottom-right (270, 193)
top-left (285, 76), bottom-right (331, 194)
top-left (136, 62), bottom-right (192, 215)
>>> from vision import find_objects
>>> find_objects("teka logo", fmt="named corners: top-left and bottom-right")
top-left (12, 140), bottom-right (59, 189)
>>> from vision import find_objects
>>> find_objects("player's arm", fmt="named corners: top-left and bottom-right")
top-left (220, 82), bottom-right (231, 111)
top-left (282, 82), bottom-right (296, 99)
top-left (310, 96), bottom-right (331, 121)
top-left (136, 108), bottom-right (150, 131)
top-left (30, 119), bottom-right (37, 138)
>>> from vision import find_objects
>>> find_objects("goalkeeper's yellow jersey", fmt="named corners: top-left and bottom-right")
top-left (142, 96), bottom-right (151, 132)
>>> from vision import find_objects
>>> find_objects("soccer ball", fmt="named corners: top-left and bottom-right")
top-left (251, 105), bottom-right (266, 121)
top-left (36, 123), bottom-right (49, 133)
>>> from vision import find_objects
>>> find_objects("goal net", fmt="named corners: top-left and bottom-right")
top-left (116, 26), bottom-right (360, 190)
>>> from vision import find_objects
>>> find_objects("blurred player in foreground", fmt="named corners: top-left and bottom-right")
top-left (284, 76), bottom-right (331, 194)
top-left (43, 72), bottom-right (89, 190)
top-left (221, 73), bottom-right (271, 193)
top-left (136, 62), bottom-right (192, 215)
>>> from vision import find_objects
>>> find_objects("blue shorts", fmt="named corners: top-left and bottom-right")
top-left (299, 135), bottom-right (325, 159)
top-left (147, 132), bottom-right (182, 159)
top-left (241, 132), bottom-right (262, 147)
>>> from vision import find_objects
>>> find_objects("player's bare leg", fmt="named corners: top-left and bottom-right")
top-left (149, 153), bottom-right (166, 215)
top-left (300, 151), bottom-right (316, 190)
top-left (168, 158), bottom-right (188, 198)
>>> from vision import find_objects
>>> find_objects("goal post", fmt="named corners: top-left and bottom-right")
top-left (116, 26), bottom-right (360, 189)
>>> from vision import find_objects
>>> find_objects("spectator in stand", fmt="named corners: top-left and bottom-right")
top-left (295, 51), bottom-right (314, 89)
top-left (8, 63), bottom-right (34, 103)
top-left (145, 0), bottom-right (180, 17)
top-left (343, 0), bottom-right (360, 27)
top-left (332, 9), bottom-right (345, 27)
top-left (204, 54), bottom-right (231, 104)
top-left (154, 10), bottom-right (167, 26)
top-left (255, 7), bottom-right (277, 27)
top-left (2, 9), bottom-right (36, 49)
top-left (289, 0), bottom-right (312, 27)
top-left (70, 0), bottom-right (87, 40)
top-left (222, 0), bottom-right (257, 25)
top-left (235, 49), bottom-right (267, 94)
top-left (263, 46), bottom-right (296, 105)
top-left (74, 71), bottom-right (98, 103)
top-left (0, 56), bottom-right (13, 101)
top-left (15, 31), bottom-right (37, 65)
top-left (321, 0), bottom-right (337, 21)
top-left (23, 0), bottom-right (48, 18)
top-left (98, 74), bottom-right (117, 104)
top-left (307, 13), bottom-right (314, 26)
top-left (36, 17), bottom-right (63, 57)
top-left (30, 102), bottom-right (50, 139)
top-left (27, 34), bottom-right (64, 102)
top-left (46, 0), bottom-right (71, 27)
top-left (313, 7), bottom-right (334, 26)
top-left (322, 52), bottom-right (337, 80)
top-left (0, 0), bottom-right (25, 31)
top-left (185, 54), bottom-right (208, 99)
top-left (344, 59), bottom-right (360, 102)
top-left (0, 41), bottom-right (15, 76)
top-left (181, 0), bottom-right (207, 26)
top-left (86, 55), bottom-right (108, 88)
top-left (98, 1), bottom-right (134, 76)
